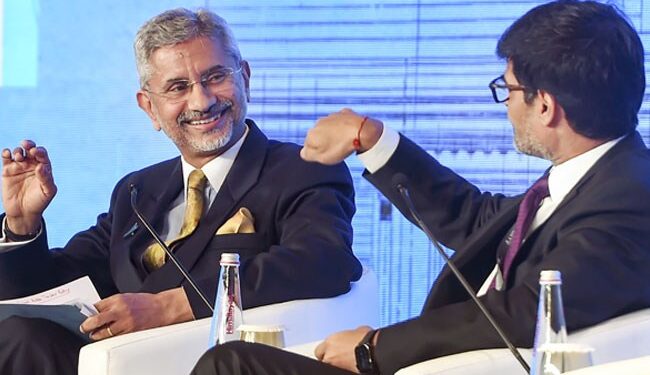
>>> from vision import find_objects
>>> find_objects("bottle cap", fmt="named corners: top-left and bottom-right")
top-left (220, 253), bottom-right (240, 265)
top-left (539, 270), bottom-right (562, 285)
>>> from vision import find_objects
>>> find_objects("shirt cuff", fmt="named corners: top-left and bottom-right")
top-left (357, 126), bottom-right (400, 174)
top-left (0, 217), bottom-right (42, 252)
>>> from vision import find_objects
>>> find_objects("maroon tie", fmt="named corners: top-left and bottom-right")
top-left (501, 175), bottom-right (550, 284)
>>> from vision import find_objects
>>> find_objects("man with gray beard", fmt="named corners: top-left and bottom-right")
top-left (0, 8), bottom-right (361, 375)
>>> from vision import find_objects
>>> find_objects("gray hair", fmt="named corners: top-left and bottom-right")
top-left (134, 8), bottom-right (242, 88)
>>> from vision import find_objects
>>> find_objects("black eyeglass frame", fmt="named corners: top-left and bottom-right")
top-left (488, 75), bottom-right (528, 103)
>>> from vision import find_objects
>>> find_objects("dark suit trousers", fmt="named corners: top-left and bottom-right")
top-left (0, 316), bottom-right (86, 375)
top-left (191, 342), bottom-right (356, 375)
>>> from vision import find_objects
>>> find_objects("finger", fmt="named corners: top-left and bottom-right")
top-left (80, 315), bottom-right (104, 334)
top-left (35, 164), bottom-right (57, 198)
top-left (94, 294), bottom-right (120, 312)
top-left (105, 318), bottom-right (130, 336)
top-left (314, 341), bottom-right (326, 361)
top-left (1, 149), bottom-right (12, 165)
top-left (89, 325), bottom-right (114, 341)
top-left (12, 147), bottom-right (26, 162)
top-left (299, 147), bottom-right (312, 161)
top-left (30, 146), bottom-right (50, 164)
top-left (20, 139), bottom-right (36, 151)
top-left (80, 307), bottom-right (116, 333)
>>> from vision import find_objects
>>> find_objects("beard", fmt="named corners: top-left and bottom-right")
top-left (513, 119), bottom-right (552, 160)
top-left (160, 100), bottom-right (244, 154)
top-left (185, 121), bottom-right (233, 152)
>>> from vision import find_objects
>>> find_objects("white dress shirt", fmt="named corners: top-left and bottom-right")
top-left (157, 126), bottom-right (248, 241)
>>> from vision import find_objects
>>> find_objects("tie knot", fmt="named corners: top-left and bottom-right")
top-left (528, 174), bottom-right (550, 198)
top-left (188, 169), bottom-right (207, 191)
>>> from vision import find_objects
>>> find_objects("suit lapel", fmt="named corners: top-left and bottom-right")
top-left (141, 120), bottom-right (269, 293)
top-left (424, 198), bottom-right (520, 309)
top-left (112, 159), bottom-right (183, 292)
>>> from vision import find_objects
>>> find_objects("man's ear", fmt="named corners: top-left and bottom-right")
top-left (240, 60), bottom-right (251, 102)
top-left (536, 89), bottom-right (561, 128)
top-left (136, 90), bottom-right (162, 131)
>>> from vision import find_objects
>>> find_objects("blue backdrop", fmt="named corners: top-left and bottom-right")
top-left (1, 0), bottom-right (649, 326)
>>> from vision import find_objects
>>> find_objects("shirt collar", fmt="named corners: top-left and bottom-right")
top-left (180, 124), bottom-right (249, 199)
top-left (547, 135), bottom-right (624, 204)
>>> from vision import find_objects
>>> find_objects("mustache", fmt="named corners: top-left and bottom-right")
top-left (177, 100), bottom-right (233, 124)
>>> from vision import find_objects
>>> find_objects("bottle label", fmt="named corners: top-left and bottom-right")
top-left (226, 294), bottom-right (235, 334)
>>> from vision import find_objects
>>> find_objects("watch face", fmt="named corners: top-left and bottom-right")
top-left (355, 343), bottom-right (374, 373)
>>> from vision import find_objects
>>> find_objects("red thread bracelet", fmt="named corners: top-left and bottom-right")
top-left (353, 116), bottom-right (369, 150)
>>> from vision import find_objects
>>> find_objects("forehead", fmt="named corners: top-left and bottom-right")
top-left (148, 36), bottom-right (233, 81)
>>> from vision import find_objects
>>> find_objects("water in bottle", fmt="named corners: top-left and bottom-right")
top-left (208, 252), bottom-right (243, 347)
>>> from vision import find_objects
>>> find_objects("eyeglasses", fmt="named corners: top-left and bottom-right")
top-left (488, 75), bottom-right (527, 103)
top-left (144, 66), bottom-right (242, 103)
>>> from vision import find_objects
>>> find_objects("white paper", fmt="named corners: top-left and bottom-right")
top-left (0, 276), bottom-right (100, 316)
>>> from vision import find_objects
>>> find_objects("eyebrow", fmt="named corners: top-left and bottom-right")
top-left (162, 64), bottom-right (230, 86)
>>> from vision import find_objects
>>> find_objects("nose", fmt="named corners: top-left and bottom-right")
top-left (186, 81), bottom-right (216, 112)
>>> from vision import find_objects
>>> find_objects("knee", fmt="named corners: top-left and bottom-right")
top-left (192, 342), bottom-right (257, 375)
top-left (203, 341), bottom-right (253, 361)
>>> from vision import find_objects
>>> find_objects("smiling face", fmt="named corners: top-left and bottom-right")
top-left (137, 36), bottom-right (250, 167)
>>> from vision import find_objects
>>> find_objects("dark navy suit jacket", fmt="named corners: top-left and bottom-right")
top-left (0, 120), bottom-right (362, 318)
top-left (367, 132), bottom-right (650, 375)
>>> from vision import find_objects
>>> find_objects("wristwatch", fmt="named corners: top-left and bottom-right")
top-left (355, 329), bottom-right (379, 374)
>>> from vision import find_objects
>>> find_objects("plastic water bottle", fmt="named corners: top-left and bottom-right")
top-left (530, 270), bottom-right (568, 375)
top-left (208, 253), bottom-right (243, 347)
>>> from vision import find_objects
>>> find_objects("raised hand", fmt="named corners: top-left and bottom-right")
top-left (1, 140), bottom-right (57, 234)
top-left (300, 108), bottom-right (383, 165)
top-left (80, 288), bottom-right (194, 341)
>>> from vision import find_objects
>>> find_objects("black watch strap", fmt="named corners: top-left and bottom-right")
top-left (355, 329), bottom-right (379, 374)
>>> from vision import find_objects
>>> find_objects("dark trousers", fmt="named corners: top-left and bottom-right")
top-left (0, 316), bottom-right (87, 375)
top-left (190, 341), bottom-right (357, 375)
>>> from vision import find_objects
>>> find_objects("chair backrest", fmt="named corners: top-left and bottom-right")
top-left (78, 265), bottom-right (379, 375)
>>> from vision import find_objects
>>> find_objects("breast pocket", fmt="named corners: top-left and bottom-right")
top-left (207, 233), bottom-right (267, 260)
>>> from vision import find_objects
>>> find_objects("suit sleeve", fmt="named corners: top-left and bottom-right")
top-left (0, 178), bottom-right (127, 300)
top-left (365, 134), bottom-right (512, 254)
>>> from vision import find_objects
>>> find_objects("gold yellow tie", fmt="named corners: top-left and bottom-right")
top-left (143, 169), bottom-right (208, 271)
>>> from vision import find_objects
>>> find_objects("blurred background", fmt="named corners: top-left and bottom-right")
top-left (1, 0), bottom-right (648, 326)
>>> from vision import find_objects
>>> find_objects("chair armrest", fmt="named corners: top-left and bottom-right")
top-left (79, 266), bottom-right (379, 375)
top-left (563, 355), bottom-right (650, 375)
top-left (395, 307), bottom-right (650, 375)
top-left (395, 348), bottom-right (532, 375)
top-left (78, 318), bottom-right (211, 375)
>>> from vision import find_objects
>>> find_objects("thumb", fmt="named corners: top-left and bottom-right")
top-left (299, 147), bottom-right (311, 161)
top-left (35, 163), bottom-right (57, 199)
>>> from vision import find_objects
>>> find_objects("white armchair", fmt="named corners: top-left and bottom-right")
top-left (287, 307), bottom-right (650, 375)
top-left (78, 266), bottom-right (379, 375)
top-left (563, 355), bottom-right (650, 375)
top-left (394, 307), bottom-right (650, 375)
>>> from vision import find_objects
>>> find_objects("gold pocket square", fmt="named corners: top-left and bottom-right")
top-left (216, 207), bottom-right (256, 235)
